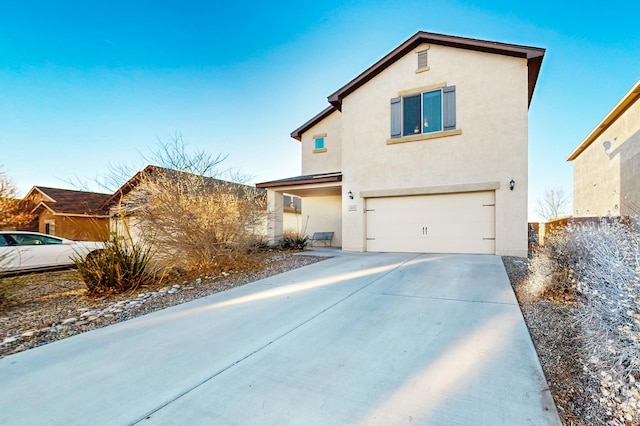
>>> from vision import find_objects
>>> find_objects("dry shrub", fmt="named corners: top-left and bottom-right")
top-left (118, 167), bottom-right (266, 271)
top-left (526, 228), bottom-right (578, 301)
top-left (528, 218), bottom-right (640, 423)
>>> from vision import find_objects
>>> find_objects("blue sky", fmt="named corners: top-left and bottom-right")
top-left (1, 0), bottom-right (639, 221)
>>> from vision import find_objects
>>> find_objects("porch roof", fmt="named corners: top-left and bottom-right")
top-left (256, 172), bottom-right (342, 197)
top-left (256, 172), bottom-right (342, 188)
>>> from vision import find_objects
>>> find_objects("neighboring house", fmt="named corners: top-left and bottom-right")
top-left (22, 186), bottom-right (111, 241)
top-left (103, 165), bottom-right (301, 244)
top-left (567, 79), bottom-right (640, 218)
top-left (257, 31), bottom-right (545, 257)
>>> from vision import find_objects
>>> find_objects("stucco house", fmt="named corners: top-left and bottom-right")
top-left (104, 165), bottom-right (301, 245)
top-left (567, 79), bottom-right (640, 218)
top-left (257, 31), bottom-right (545, 257)
top-left (22, 186), bottom-right (110, 241)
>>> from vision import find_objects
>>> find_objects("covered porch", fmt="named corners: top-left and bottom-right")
top-left (256, 172), bottom-right (343, 247)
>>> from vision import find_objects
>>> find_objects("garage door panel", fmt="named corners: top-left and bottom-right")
top-left (366, 192), bottom-right (495, 254)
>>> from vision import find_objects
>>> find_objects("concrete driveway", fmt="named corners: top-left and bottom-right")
top-left (0, 252), bottom-right (560, 425)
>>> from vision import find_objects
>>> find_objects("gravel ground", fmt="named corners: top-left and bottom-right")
top-left (0, 252), bottom-right (326, 358)
top-left (503, 256), bottom-right (608, 426)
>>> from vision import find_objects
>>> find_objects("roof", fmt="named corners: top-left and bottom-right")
top-left (292, 31), bottom-right (545, 141)
top-left (26, 187), bottom-right (111, 215)
top-left (256, 172), bottom-right (342, 188)
top-left (103, 165), bottom-right (265, 208)
top-left (567, 79), bottom-right (640, 161)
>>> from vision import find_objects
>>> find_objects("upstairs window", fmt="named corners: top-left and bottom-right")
top-left (390, 85), bottom-right (456, 139)
top-left (313, 133), bottom-right (327, 153)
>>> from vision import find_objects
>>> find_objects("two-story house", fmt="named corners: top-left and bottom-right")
top-left (257, 31), bottom-right (545, 257)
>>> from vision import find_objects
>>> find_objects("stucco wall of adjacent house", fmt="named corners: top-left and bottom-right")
top-left (39, 211), bottom-right (109, 241)
top-left (332, 43), bottom-right (529, 256)
top-left (302, 195), bottom-right (342, 247)
top-left (300, 110), bottom-right (342, 176)
top-left (573, 99), bottom-right (640, 217)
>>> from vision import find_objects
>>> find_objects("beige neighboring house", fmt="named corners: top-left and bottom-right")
top-left (567, 79), bottom-right (640, 218)
top-left (257, 31), bottom-right (545, 257)
top-left (103, 165), bottom-right (302, 245)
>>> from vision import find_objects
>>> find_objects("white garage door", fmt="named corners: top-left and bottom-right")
top-left (365, 191), bottom-right (495, 254)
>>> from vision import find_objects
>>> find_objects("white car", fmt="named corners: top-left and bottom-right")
top-left (0, 231), bottom-right (104, 274)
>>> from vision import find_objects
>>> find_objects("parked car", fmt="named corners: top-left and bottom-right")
top-left (0, 231), bottom-right (103, 274)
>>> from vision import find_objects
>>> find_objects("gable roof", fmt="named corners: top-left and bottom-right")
top-left (103, 165), bottom-right (265, 208)
top-left (26, 187), bottom-right (111, 215)
top-left (567, 79), bottom-right (640, 161)
top-left (292, 31), bottom-right (545, 141)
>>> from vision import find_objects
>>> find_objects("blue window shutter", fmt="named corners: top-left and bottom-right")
top-left (390, 96), bottom-right (402, 138)
top-left (443, 85), bottom-right (456, 130)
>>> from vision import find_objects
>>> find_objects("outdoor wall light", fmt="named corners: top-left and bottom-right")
top-left (348, 191), bottom-right (354, 199)
top-left (509, 179), bottom-right (515, 191)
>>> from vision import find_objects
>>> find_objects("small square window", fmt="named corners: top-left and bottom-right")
top-left (315, 137), bottom-right (325, 150)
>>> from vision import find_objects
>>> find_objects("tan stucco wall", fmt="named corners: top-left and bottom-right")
top-left (283, 212), bottom-right (304, 235)
top-left (573, 99), bottom-right (640, 217)
top-left (329, 43), bottom-right (529, 256)
top-left (302, 195), bottom-right (342, 247)
top-left (39, 211), bottom-right (109, 241)
top-left (300, 110), bottom-right (342, 175)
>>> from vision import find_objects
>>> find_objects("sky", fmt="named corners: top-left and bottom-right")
top-left (1, 0), bottom-right (639, 221)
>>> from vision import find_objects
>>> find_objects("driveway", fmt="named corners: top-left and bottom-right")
top-left (0, 252), bottom-right (560, 425)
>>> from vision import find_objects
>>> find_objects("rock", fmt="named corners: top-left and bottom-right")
top-left (195, 278), bottom-right (202, 284)
top-left (173, 284), bottom-right (181, 289)
top-left (78, 307), bottom-right (91, 312)
top-left (138, 293), bottom-right (146, 298)
top-left (86, 316), bottom-right (98, 322)
top-left (75, 321), bottom-right (89, 326)
top-left (3, 336), bottom-right (20, 344)
top-left (62, 318), bottom-right (78, 324)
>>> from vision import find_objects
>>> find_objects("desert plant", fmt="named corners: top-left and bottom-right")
top-left (74, 236), bottom-right (156, 295)
top-left (280, 231), bottom-right (309, 251)
top-left (98, 135), bottom-right (266, 271)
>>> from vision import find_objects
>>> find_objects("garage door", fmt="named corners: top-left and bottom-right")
top-left (365, 191), bottom-right (495, 254)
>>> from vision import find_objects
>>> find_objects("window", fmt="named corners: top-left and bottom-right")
top-left (313, 133), bottom-right (327, 153)
top-left (45, 220), bottom-right (55, 235)
top-left (12, 233), bottom-right (63, 245)
top-left (390, 85), bottom-right (456, 139)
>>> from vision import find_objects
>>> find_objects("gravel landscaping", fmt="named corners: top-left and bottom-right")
top-left (503, 256), bottom-right (608, 426)
top-left (0, 252), bottom-right (326, 358)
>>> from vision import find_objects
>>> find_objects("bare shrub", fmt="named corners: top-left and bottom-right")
top-left (109, 136), bottom-right (266, 273)
top-left (528, 219), bottom-right (640, 423)
top-left (569, 219), bottom-right (640, 422)
top-left (526, 228), bottom-right (577, 301)
top-left (0, 166), bottom-right (34, 229)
